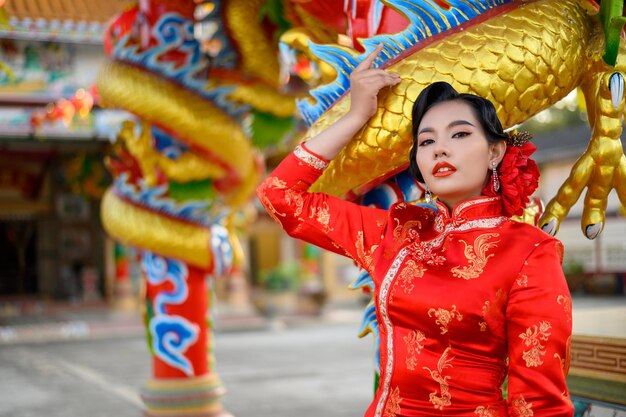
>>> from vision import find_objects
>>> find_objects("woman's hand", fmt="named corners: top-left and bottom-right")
top-left (347, 43), bottom-right (401, 123)
top-left (302, 43), bottom-right (400, 160)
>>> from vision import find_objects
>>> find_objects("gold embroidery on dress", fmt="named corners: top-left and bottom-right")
top-left (516, 273), bottom-right (528, 287)
top-left (397, 260), bottom-right (425, 295)
top-left (284, 189), bottom-right (305, 217)
top-left (413, 217), bottom-right (507, 256)
top-left (554, 335), bottom-right (572, 375)
top-left (383, 386), bottom-right (402, 417)
top-left (428, 305), bottom-right (463, 334)
top-left (475, 405), bottom-right (499, 416)
top-left (393, 218), bottom-right (423, 242)
top-left (423, 346), bottom-right (454, 410)
top-left (330, 241), bottom-right (351, 258)
top-left (385, 218), bottom-right (422, 259)
top-left (257, 177), bottom-right (289, 222)
top-left (293, 145), bottom-right (328, 170)
top-left (407, 240), bottom-right (446, 266)
top-left (519, 321), bottom-right (552, 367)
top-left (454, 196), bottom-right (501, 215)
top-left (377, 216), bottom-right (386, 228)
top-left (510, 395), bottom-right (534, 416)
top-left (479, 289), bottom-right (506, 334)
top-left (355, 231), bottom-right (379, 272)
top-left (375, 216), bottom-right (506, 417)
top-left (403, 330), bottom-right (426, 370)
top-left (555, 242), bottom-right (564, 262)
top-left (262, 176), bottom-right (287, 190)
top-left (308, 201), bottom-right (333, 233)
top-left (451, 233), bottom-right (500, 280)
top-left (557, 295), bottom-right (572, 323)
top-left (434, 215), bottom-right (444, 233)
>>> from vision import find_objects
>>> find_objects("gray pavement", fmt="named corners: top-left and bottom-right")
top-left (0, 320), bottom-right (374, 417)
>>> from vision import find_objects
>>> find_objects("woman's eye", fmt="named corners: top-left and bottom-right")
top-left (452, 131), bottom-right (470, 138)
top-left (419, 139), bottom-right (434, 146)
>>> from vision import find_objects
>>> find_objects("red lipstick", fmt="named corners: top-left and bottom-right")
top-left (432, 162), bottom-right (457, 177)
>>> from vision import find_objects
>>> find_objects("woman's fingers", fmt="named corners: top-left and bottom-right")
top-left (353, 72), bottom-right (401, 89)
top-left (355, 71), bottom-right (400, 81)
top-left (354, 43), bottom-right (385, 72)
top-left (347, 43), bottom-right (400, 120)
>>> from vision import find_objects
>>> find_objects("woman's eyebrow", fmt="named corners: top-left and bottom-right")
top-left (448, 120), bottom-right (475, 128)
top-left (418, 120), bottom-right (475, 135)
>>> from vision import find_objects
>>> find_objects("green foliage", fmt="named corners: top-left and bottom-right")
top-left (563, 259), bottom-right (585, 275)
top-left (259, 262), bottom-right (301, 292)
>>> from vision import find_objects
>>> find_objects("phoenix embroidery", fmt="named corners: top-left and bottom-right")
top-left (383, 386), bottom-right (402, 417)
top-left (423, 346), bottom-right (454, 410)
top-left (451, 233), bottom-right (500, 280)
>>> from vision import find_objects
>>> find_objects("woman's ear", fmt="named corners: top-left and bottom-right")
top-left (490, 141), bottom-right (507, 165)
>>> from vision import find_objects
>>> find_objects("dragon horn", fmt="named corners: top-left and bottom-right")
top-left (600, 0), bottom-right (626, 66)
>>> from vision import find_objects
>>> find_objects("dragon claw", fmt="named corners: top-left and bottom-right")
top-left (584, 222), bottom-right (603, 240)
top-left (609, 72), bottom-right (624, 109)
top-left (541, 218), bottom-right (558, 236)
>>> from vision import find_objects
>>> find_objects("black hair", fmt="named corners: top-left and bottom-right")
top-left (408, 81), bottom-right (509, 183)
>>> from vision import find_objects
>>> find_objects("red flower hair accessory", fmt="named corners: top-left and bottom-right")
top-left (482, 131), bottom-right (540, 217)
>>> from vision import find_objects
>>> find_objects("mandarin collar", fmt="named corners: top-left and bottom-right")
top-left (435, 195), bottom-right (503, 223)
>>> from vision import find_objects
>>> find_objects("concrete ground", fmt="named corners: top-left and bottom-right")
top-left (0, 319), bottom-right (373, 417)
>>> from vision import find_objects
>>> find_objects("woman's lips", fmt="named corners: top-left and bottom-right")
top-left (432, 162), bottom-right (457, 177)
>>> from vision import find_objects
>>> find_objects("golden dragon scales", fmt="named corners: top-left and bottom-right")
top-left (286, 0), bottom-right (626, 240)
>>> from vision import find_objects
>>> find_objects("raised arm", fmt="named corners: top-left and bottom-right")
top-left (304, 43), bottom-right (401, 159)
top-left (505, 238), bottom-right (574, 416)
top-left (256, 44), bottom-right (400, 274)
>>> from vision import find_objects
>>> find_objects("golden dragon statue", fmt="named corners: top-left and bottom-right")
top-left (284, 0), bottom-right (626, 240)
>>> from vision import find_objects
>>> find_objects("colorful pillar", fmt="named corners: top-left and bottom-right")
top-left (111, 241), bottom-right (138, 311)
top-left (140, 251), bottom-right (231, 417)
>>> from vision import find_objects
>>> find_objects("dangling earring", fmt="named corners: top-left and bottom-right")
top-left (491, 162), bottom-right (500, 193)
top-left (425, 187), bottom-right (433, 204)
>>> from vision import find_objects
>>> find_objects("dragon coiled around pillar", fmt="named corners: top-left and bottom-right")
top-left (98, 0), bottom-right (301, 270)
top-left (96, 0), bottom-right (330, 391)
top-left (284, 0), bottom-right (626, 240)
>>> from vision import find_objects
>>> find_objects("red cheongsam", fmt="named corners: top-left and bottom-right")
top-left (256, 144), bottom-right (574, 417)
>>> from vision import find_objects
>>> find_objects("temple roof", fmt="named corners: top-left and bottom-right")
top-left (0, 0), bottom-right (134, 43)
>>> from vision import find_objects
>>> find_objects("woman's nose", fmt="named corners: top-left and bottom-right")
top-left (433, 142), bottom-right (449, 158)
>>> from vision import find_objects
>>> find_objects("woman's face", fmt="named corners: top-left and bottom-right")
top-left (414, 100), bottom-right (505, 209)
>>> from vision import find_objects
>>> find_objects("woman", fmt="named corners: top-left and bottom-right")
top-left (257, 44), bottom-right (573, 416)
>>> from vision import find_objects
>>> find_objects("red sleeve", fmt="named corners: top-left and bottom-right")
top-left (256, 144), bottom-right (388, 274)
top-left (506, 238), bottom-right (574, 417)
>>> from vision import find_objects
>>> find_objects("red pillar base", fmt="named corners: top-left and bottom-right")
top-left (141, 374), bottom-right (233, 417)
